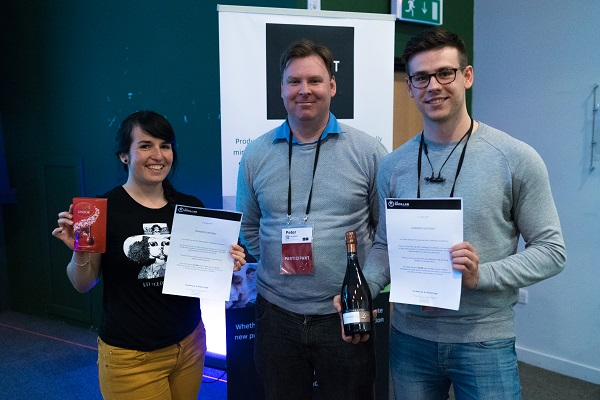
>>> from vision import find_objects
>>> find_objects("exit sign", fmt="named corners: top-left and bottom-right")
top-left (392, 0), bottom-right (443, 26)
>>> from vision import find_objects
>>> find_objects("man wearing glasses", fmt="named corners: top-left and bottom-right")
top-left (362, 28), bottom-right (566, 399)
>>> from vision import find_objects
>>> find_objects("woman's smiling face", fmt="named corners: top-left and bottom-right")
top-left (125, 125), bottom-right (173, 187)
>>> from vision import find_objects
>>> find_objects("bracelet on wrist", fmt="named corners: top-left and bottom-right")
top-left (72, 252), bottom-right (90, 267)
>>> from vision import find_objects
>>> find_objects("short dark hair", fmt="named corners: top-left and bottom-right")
top-left (401, 28), bottom-right (468, 74)
top-left (115, 110), bottom-right (181, 206)
top-left (280, 39), bottom-right (334, 79)
top-left (115, 110), bottom-right (178, 175)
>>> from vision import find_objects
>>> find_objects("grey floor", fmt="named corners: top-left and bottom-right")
top-left (0, 311), bottom-right (226, 399)
top-left (1, 311), bottom-right (598, 400)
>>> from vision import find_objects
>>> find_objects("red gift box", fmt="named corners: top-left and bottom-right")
top-left (72, 197), bottom-right (107, 253)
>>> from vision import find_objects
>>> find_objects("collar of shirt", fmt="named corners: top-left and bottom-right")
top-left (273, 112), bottom-right (345, 144)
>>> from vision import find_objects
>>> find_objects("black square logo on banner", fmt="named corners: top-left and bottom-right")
top-left (266, 24), bottom-right (355, 120)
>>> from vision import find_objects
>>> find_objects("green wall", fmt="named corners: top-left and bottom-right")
top-left (0, 0), bottom-right (472, 321)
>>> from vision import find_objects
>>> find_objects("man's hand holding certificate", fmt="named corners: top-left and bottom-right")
top-left (163, 205), bottom-right (242, 301)
top-left (385, 198), bottom-right (463, 310)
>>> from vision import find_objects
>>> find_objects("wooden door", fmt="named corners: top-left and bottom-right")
top-left (393, 71), bottom-right (423, 149)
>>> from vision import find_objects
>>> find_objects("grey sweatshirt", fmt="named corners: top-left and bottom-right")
top-left (364, 122), bottom-right (566, 342)
top-left (237, 115), bottom-right (389, 315)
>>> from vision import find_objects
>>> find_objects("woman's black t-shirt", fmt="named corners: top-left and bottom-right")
top-left (98, 185), bottom-right (204, 351)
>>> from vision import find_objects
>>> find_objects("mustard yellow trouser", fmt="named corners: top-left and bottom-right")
top-left (97, 321), bottom-right (207, 400)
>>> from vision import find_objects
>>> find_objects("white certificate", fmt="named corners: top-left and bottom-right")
top-left (385, 198), bottom-right (463, 310)
top-left (163, 205), bottom-right (242, 300)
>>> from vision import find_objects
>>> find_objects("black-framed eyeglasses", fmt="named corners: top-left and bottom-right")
top-left (408, 67), bottom-right (465, 89)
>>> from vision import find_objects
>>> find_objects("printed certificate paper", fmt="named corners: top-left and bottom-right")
top-left (163, 205), bottom-right (242, 301)
top-left (385, 198), bottom-right (463, 310)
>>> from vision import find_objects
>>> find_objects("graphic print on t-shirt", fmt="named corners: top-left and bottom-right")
top-left (122, 223), bottom-right (171, 280)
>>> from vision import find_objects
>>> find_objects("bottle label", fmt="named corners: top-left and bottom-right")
top-left (342, 310), bottom-right (371, 324)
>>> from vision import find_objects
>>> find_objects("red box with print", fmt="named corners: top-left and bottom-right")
top-left (72, 197), bottom-right (107, 253)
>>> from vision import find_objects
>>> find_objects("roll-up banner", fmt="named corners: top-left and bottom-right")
top-left (214, 5), bottom-right (395, 398)
top-left (219, 5), bottom-right (394, 211)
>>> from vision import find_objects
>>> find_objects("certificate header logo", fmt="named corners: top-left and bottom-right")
top-left (387, 200), bottom-right (410, 208)
top-left (177, 206), bottom-right (198, 215)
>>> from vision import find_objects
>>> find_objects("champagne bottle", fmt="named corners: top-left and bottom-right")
top-left (340, 231), bottom-right (373, 336)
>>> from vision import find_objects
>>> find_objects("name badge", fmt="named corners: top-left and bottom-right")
top-left (281, 226), bottom-right (314, 274)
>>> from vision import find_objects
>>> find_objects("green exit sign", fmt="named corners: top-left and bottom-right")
top-left (392, 0), bottom-right (443, 26)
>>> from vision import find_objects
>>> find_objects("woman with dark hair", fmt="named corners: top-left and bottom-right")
top-left (52, 110), bottom-right (246, 399)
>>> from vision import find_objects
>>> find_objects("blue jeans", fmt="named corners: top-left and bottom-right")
top-left (390, 327), bottom-right (521, 400)
top-left (254, 295), bottom-right (376, 400)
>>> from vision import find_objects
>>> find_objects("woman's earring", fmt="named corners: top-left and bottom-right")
top-left (122, 158), bottom-right (128, 164)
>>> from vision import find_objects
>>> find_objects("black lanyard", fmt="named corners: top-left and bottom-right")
top-left (287, 127), bottom-right (323, 223)
top-left (417, 118), bottom-right (473, 198)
